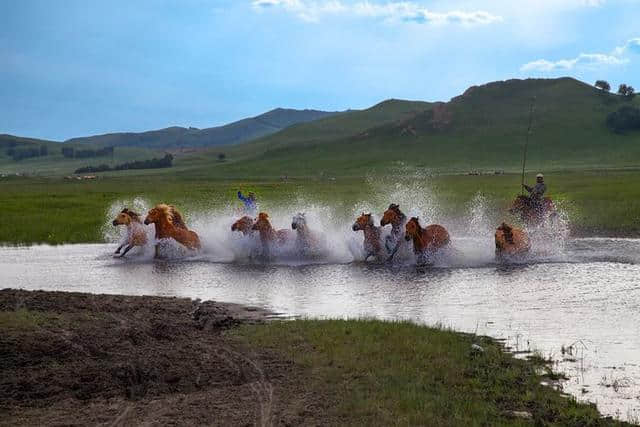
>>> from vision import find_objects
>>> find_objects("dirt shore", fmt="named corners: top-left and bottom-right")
top-left (0, 289), bottom-right (330, 426)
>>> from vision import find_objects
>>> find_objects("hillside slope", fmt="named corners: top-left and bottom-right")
top-left (187, 78), bottom-right (640, 178)
top-left (65, 108), bottom-right (339, 149)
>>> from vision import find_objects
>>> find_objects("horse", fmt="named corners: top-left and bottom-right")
top-left (495, 222), bottom-right (530, 258)
top-left (380, 203), bottom-right (407, 260)
top-left (404, 217), bottom-right (450, 265)
top-left (352, 213), bottom-right (385, 261)
top-left (231, 216), bottom-right (255, 235)
top-left (144, 204), bottom-right (201, 256)
top-left (112, 208), bottom-right (147, 257)
top-left (251, 212), bottom-right (294, 257)
top-left (291, 213), bottom-right (322, 256)
top-left (509, 195), bottom-right (556, 226)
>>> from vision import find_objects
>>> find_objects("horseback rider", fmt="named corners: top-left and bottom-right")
top-left (237, 191), bottom-right (258, 216)
top-left (523, 173), bottom-right (546, 212)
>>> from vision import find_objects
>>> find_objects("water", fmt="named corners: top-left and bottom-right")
top-left (1, 238), bottom-right (639, 421)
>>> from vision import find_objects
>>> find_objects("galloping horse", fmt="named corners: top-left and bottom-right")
top-left (252, 212), bottom-right (294, 256)
top-left (291, 213), bottom-right (321, 255)
top-left (231, 216), bottom-right (255, 235)
top-left (495, 222), bottom-right (530, 258)
top-left (112, 208), bottom-right (147, 257)
top-left (352, 213), bottom-right (385, 261)
top-left (510, 195), bottom-right (556, 226)
top-left (144, 204), bottom-right (201, 256)
top-left (380, 203), bottom-right (407, 260)
top-left (404, 217), bottom-right (450, 264)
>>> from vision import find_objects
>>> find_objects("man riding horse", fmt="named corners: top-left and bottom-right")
top-left (511, 173), bottom-right (556, 226)
top-left (523, 173), bottom-right (546, 213)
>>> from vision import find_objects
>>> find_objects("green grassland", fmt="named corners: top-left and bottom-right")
top-left (1, 77), bottom-right (640, 244)
top-left (233, 319), bottom-right (627, 425)
top-left (1, 170), bottom-right (639, 244)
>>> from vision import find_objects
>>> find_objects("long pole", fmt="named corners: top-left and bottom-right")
top-left (521, 97), bottom-right (536, 195)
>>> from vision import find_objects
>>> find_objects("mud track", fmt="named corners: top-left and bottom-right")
top-left (0, 289), bottom-right (329, 426)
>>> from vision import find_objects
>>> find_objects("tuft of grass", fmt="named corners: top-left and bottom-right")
top-left (0, 308), bottom-right (50, 330)
top-left (232, 319), bottom-right (627, 426)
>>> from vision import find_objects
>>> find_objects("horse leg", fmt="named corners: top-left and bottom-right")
top-left (114, 244), bottom-right (124, 254)
top-left (119, 245), bottom-right (134, 258)
top-left (386, 240), bottom-right (402, 262)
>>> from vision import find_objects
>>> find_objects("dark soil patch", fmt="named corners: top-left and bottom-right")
top-left (0, 289), bottom-right (331, 426)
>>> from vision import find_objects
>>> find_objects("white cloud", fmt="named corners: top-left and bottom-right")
top-left (521, 37), bottom-right (639, 72)
top-left (251, 0), bottom-right (503, 25)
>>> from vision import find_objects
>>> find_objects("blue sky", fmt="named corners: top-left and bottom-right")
top-left (1, 0), bottom-right (639, 140)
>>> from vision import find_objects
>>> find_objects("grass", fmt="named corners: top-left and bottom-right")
top-left (232, 319), bottom-right (626, 426)
top-left (1, 169), bottom-right (640, 244)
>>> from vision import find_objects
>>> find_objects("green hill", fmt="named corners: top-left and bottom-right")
top-left (64, 108), bottom-right (339, 149)
top-left (187, 77), bottom-right (640, 178)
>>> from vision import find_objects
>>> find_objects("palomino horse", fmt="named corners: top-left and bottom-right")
top-left (509, 195), bottom-right (556, 226)
top-left (404, 217), bottom-right (450, 264)
top-left (231, 216), bottom-right (255, 235)
top-left (495, 222), bottom-right (530, 258)
top-left (144, 204), bottom-right (201, 256)
top-left (291, 213), bottom-right (321, 255)
top-left (112, 208), bottom-right (147, 257)
top-left (251, 212), bottom-right (294, 256)
top-left (380, 203), bottom-right (407, 260)
top-left (352, 213), bottom-right (385, 261)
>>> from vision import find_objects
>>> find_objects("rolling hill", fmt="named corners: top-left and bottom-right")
top-left (182, 77), bottom-right (640, 178)
top-left (64, 108), bottom-right (339, 149)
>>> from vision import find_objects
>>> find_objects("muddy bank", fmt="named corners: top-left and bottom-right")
top-left (0, 289), bottom-right (330, 426)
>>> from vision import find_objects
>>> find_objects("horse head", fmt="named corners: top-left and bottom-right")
top-left (291, 212), bottom-right (307, 231)
top-left (496, 222), bottom-right (514, 244)
top-left (381, 203), bottom-right (406, 227)
top-left (144, 204), bottom-right (173, 226)
top-left (404, 217), bottom-right (421, 241)
top-left (352, 213), bottom-right (373, 231)
top-left (252, 212), bottom-right (273, 233)
top-left (113, 208), bottom-right (138, 226)
top-left (231, 216), bottom-right (254, 234)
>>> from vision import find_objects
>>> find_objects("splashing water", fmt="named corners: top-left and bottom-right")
top-left (101, 179), bottom-right (573, 268)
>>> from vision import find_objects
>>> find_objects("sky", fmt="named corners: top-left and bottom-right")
top-left (1, 0), bottom-right (639, 141)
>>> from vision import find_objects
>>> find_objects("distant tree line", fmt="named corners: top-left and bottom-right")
top-left (62, 146), bottom-right (115, 159)
top-left (6, 144), bottom-right (48, 161)
top-left (74, 153), bottom-right (174, 174)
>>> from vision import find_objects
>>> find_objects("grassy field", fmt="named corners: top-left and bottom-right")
top-left (1, 169), bottom-right (640, 244)
top-left (233, 319), bottom-right (626, 425)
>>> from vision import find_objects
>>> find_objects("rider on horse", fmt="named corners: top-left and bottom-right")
top-left (523, 173), bottom-right (546, 213)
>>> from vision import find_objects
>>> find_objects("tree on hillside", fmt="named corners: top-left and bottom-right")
top-left (217, 153), bottom-right (226, 162)
top-left (618, 84), bottom-right (636, 99)
top-left (595, 80), bottom-right (611, 92)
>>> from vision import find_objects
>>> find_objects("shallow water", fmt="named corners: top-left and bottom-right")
top-left (1, 238), bottom-right (639, 421)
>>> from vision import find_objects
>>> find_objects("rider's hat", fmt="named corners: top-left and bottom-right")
top-left (536, 173), bottom-right (544, 179)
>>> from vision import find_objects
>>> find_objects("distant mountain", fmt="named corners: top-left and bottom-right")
top-left (64, 108), bottom-right (339, 149)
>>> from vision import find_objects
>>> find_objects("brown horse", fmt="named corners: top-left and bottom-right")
top-left (352, 213), bottom-right (384, 261)
top-left (144, 204), bottom-right (201, 255)
top-left (112, 208), bottom-right (147, 257)
top-left (252, 212), bottom-right (293, 256)
top-left (231, 216), bottom-right (255, 235)
top-left (495, 222), bottom-right (530, 257)
top-left (380, 203), bottom-right (407, 259)
top-left (509, 195), bottom-right (556, 226)
top-left (404, 217), bottom-right (450, 264)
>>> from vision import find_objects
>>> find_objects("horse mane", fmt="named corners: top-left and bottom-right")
top-left (388, 203), bottom-right (406, 221)
top-left (499, 222), bottom-right (514, 244)
top-left (121, 208), bottom-right (142, 223)
top-left (154, 204), bottom-right (188, 229)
